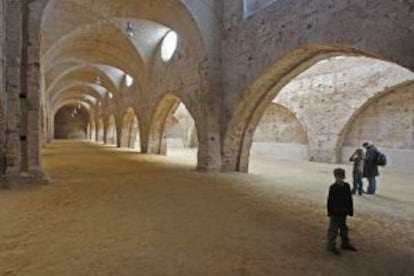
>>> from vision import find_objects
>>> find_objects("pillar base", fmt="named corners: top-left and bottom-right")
top-left (2, 170), bottom-right (50, 189)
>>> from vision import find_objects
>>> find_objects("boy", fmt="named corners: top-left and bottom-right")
top-left (349, 148), bottom-right (364, 195)
top-left (326, 168), bottom-right (357, 255)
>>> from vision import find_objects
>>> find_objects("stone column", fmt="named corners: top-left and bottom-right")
top-left (196, 0), bottom-right (223, 171)
top-left (0, 0), bottom-right (6, 184)
top-left (4, 0), bottom-right (23, 184)
top-left (3, 0), bottom-right (49, 187)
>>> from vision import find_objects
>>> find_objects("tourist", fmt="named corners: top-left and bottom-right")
top-left (362, 142), bottom-right (379, 194)
top-left (349, 148), bottom-right (364, 195)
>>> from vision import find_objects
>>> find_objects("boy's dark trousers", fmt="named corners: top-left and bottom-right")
top-left (327, 215), bottom-right (351, 249)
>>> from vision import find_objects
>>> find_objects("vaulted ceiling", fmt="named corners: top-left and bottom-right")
top-left (41, 0), bottom-right (203, 115)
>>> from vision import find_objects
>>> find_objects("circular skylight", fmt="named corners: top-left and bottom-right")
top-left (126, 74), bottom-right (134, 87)
top-left (161, 31), bottom-right (178, 62)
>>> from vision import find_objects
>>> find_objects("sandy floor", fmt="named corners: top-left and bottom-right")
top-left (0, 141), bottom-right (413, 276)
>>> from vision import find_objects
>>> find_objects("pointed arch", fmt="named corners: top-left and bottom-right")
top-left (96, 118), bottom-right (104, 143)
top-left (120, 107), bottom-right (141, 150)
top-left (251, 102), bottom-right (308, 160)
top-left (222, 45), bottom-right (413, 172)
top-left (106, 115), bottom-right (117, 146)
top-left (147, 94), bottom-right (181, 154)
top-left (338, 80), bottom-right (414, 167)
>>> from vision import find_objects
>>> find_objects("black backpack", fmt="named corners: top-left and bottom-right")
top-left (376, 151), bottom-right (387, 166)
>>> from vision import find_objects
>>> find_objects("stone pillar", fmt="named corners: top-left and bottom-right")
top-left (95, 121), bottom-right (100, 142)
top-left (3, 0), bottom-right (49, 187)
top-left (4, 0), bottom-right (24, 183)
top-left (103, 116), bottom-right (108, 144)
top-left (0, 0), bottom-right (6, 184)
top-left (47, 113), bottom-right (54, 142)
top-left (115, 115), bottom-right (122, 147)
top-left (196, 0), bottom-right (223, 171)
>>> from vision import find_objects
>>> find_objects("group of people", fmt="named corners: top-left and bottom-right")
top-left (349, 141), bottom-right (379, 195)
top-left (325, 141), bottom-right (381, 255)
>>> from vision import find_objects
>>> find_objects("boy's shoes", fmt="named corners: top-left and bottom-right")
top-left (341, 245), bottom-right (357, 251)
top-left (328, 248), bottom-right (341, 255)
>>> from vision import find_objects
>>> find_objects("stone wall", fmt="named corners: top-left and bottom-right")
top-left (253, 103), bottom-right (306, 144)
top-left (344, 87), bottom-right (414, 150)
top-left (275, 57), bottom-right (413, 162)
top-left (250, 102), bottom-right (307, 159)
top-left (343, 84), bottom-right (414, 170)
top-left (246, 57), bottom-right (414, 166)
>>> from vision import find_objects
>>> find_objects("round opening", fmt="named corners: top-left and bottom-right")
top-left (126, 74), bottom-right (134, 87)
top-left (161, 31), bottom-right (178, 62)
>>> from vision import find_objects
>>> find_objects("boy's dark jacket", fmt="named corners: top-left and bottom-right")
top-left (327, 182), bottom-right (353, 217)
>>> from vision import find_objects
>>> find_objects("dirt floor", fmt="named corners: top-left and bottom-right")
top-left (0, 141), bottom-right (413, 276)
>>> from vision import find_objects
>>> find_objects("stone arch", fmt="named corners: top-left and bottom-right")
top-left (130, 116), bottom-right (141, 151)
top-left (338, 80), bottom-right (414, 169)
top-left (187, 126), bottom-right (198, 148)
top-left (166, 103), bottom-right (198, 149)
top-left (30, 0), bottom-right (222, 174)
top-left (147, 94), bottom-right (181, 155)
top-left (88, 120), bottom-right (96, 141)
top-left (46, 65), bottom-right (120, 103)
top-left (120, 107), bottom-right (141, 150)
top-left (250, 102), bottom-right (308, 160)
top-left (96, 118), bottom-right (104, 143)
top-left (53, 105), bottom-right (89, 139)
top-left (222, 45), bottom-right (413, 172)
top-left (106, 115), bottom-right (117, 146)
top-left (86, 123), bottom-right (91, 140)
top-left (147, 93), bottom-right (199, 157)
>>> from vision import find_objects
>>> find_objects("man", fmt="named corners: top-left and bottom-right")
top-left (362, 142), bottom-right (379, 194)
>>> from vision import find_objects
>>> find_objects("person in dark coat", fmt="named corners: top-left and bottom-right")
top-left (349, 148), bottom-right (364, 195)
top-left (362, 142), bottom-right (379, 194)
top-left (326, 168), bottom-right (357, 255)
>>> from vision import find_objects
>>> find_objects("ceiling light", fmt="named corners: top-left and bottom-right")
top-left (95, 76), bottom-right (101, 85)
top-left (125, 21), bottom-right (134, 38)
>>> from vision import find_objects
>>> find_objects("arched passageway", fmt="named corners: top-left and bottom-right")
top-left (225, 48), bottom-right (414, 172)
top-left (250, 103), bottom-right (308, 160)
top-left (121, 107), bottom-right (141, 151)
top-left (166, 103), bottom-right (198, 149)
top-left (96, 119), bottom-right (104, 143)
top-left (106, 115), bottom-right (118, 146)
top-left (1, 1), bottom-right (414, 274)
top-left (148, 94), bottom-right (198, 165)
top-left (341, 81), bottom-right (414, 171)
top-left (88, 120), bottom-right (96, 141)
top-left (54, 105), bottom-right (89, 139)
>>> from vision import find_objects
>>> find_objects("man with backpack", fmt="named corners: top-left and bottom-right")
top-left (362, 142), bottom-right (381, 194)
